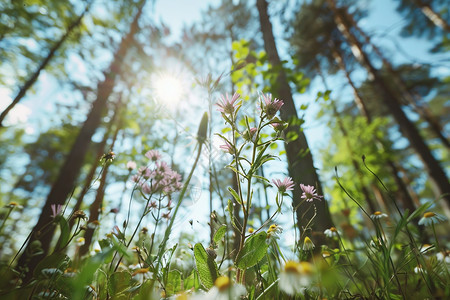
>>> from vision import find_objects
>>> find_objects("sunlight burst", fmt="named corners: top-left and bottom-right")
top-left (153, 74), bottom-right (184, 104)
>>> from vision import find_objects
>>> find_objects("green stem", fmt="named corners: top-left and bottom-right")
top-left (154, 141), bottom-right (203, 279)
top-left (0, 207), bottom-right (13, 235)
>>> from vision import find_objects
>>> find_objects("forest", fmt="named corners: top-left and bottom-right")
top-left (0, 0), bottom-right (449, 299)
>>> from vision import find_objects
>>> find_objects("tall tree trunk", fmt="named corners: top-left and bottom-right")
top-left (256, 0), bottom-right (333, 238)
top-left (342, 9), bottom-right (449, 148)
top-left (0, 1), bottom-right (92, 127)
top-left (79, 119), bottom-right (121, 258)
top-left (16, 1), bottom-right (146, 281)
top-left (68, 97), bottom-right (122, 231)
top-left (327, 0), bottom-right (450, 209)
top-left (415, 0), bottom-right (450, 31)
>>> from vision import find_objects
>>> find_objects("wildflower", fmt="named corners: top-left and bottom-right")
top-left (436, 250), bottom-right (450, 263)
top-left (101, 151), bottom-right (115, 162)
top-left (126, 160), bottom-right (137, 171)
top-left (87, 220), bottom-right (100, 229)
top-left (272, 177), bottom-right (295, 193)
top-left (63, 268), bottom-right (77, 278)
top-left (91, 241), bottom-right (102, 255)
top-left (270, 117), bottom-right (287, 132)
top-left (302, 236), bottom-right (315, 251)
top-left (141, 183), bottom-right (152, 194)
top-left (145, 150), bottom-right (161, 162)
top-left (243, 127), bottom-right (257, 142)
top-left (162, 212), bottom-right (171, 220)
top-left (219, 139), bottom-right (234, 154)
top-left (279, 261), bottom-right (314, 295)
top-left (300, 184), bottom-right (323, 202)
top-left (371, 211), bottom-right (388, 220)
top-left (260, 93), bottom-right (284, 119)
top-left (131, 174), bottom-right (141, 183)
top-left (50, 204), bottom-right (63, 218)
top-left (72, 210), bottom-right (87, 220)
top-left (75, 237), bottom-right (85, 246)
top-left (420, 244), bottom-right (434, 253)
top-left (6, 202), bottom-right (23, 209)
top-left (324, 227), bottom-right (340, 238)
top-left (266, 224), bottom-right (283, 244)
top-left (131, 268), bottom-right (153, 281)
top-left (148, 201), bottom-right (157, 209)
top-left (192, 276), bottom-right (245, 300)
top-left (418, 212), bottom-right (446, 226)
top-left (414, 265), bottom-right (425, 274)
top-left (86, 285), bottom-right (97, 298)
top-left (216, 92), bottom-right (241, 115)
top-left (322, 250), bottom-right (332, 258)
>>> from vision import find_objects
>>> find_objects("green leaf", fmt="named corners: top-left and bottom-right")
top-left (166, 270), bottom-right (182, 295)
top-left (213, 224), bottom-right (227, 244)
top-left (193, 243), bottom-right (218, 289)
top-left (34, 252), bottom-right (70, 279)
top-left (228, 187), bottom-right (242, 205)
top-left (235, 232), bottom-right (269, 270)
top-left (54, 216), bottom-right (70, 251)
top-left (108, 271), bottom-right (132, 296)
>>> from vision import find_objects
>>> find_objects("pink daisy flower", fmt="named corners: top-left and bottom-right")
top-left (300, 184), bottom-right (323, 202)
top-left (145, 150), bottom-right (161, 162)
top-left (219, 139), bottom-right (234, 154)
top-left (216, 92), bottom-right (241, 115)
top-left (272, 177), bottom-right (295, 193)
top-left (50, 204), bottom-right (63, 218)
top-left (260, 93), bottom-right (283, 119)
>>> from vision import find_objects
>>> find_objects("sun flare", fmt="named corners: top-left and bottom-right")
top-left (153, 74), bottom-right (184, 104)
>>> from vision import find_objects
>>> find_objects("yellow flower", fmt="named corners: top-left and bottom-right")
top-left (215, 276), bottom-right (231, 292)
top-left (302, 236), bottom-right (315, 250)
top-left (280, 261), bottom-right (314, 295)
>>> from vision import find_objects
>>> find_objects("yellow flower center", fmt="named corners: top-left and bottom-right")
top-left (330, 227), bottom-right (337, 232)
top-left (284, 261), bottom-right (301, 274)
top-left (176, 293), bottom-right (188, 300)
top-left (423, 212), bottom-right (436, 218)
top-left (132, 268), bottom-right (149, 276)
top-left (374, 211), bottom-right (382, 216)
top-left (215, 276), bottom-right (231, 292)
top-left (299, 261), bottom-right (314, 275)
top-left (322, 250), bottom-right (331, 257)
top-left (304, 236), bottom-right (313, 244)
top-left (268, 224), bottom-right (277, 233)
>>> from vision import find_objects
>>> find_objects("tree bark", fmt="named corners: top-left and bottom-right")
top-left (415, 0), bottom-right (450, 31)
top-left (327, 0), bottom-right (450, 209)
top-left (16, 1), bottom-right (145, 281)
top-left (68, 97), bottom-right (122, 231)
top-left (0, 1), bottom-right (92, 127)
top-left (257, 0), bottom-right (333, 237)
top-left (79, 118), bottom-right (121, 258)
